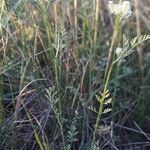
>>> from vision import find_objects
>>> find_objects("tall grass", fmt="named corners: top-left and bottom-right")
top-left (0, 0), bottom-right (150, 149)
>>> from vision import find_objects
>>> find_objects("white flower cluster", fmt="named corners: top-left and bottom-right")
top-left (115, 47), bottom-right (123, 57)
top-left (108, 1), bottom-right (132, 18)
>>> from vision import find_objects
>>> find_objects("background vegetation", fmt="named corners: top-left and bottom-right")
top-left (0, 0), bottom-right (150, 149)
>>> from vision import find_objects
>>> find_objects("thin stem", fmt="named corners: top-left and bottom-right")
top-left (90, 98), bottom-right (104, 149)
top-left (93, 0), bottom-right (100, 52)
top-left (54, 58), bottom-right (66, 149)
top-left (91, 64), bottom-right (114, 149)
top-left (104, 16), bottom-right (122, 80)
top-left (74, 0), bottom-right (78, 39)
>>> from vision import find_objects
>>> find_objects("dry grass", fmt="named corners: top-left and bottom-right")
top-left (0, 0), bottom-right (150, 149)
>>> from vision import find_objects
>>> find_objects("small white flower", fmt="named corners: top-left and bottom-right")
top-left (108, 1), bottom-right (132, 18)
top-left (75, 110), bottom-right (78, 115)
top-left (115, 47), bottom-right (123, 57)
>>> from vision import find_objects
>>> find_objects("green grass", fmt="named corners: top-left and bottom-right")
top-left (0, 0), bottom-right (150, 149)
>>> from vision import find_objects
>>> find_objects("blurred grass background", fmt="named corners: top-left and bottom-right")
top-left (0, 0), bottom-right (150, 149)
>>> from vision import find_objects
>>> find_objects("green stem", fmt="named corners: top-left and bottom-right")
top-left (90, 98), bottom-right (104, 149)
top-left (54, 58), bottom-right (65, 149)
top-left (91, 64), bottom-right (114, 149)
top-left (104, 16), bottom-right (122, 80)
